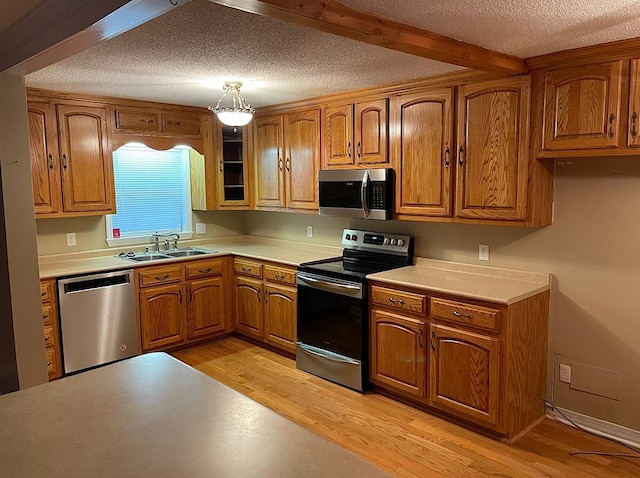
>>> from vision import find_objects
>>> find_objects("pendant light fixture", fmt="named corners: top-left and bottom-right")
top-left (208, 81), bottom-right (255, 127)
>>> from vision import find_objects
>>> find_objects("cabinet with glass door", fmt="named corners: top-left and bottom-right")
top-left (217, 124), bottom-right (250, 207)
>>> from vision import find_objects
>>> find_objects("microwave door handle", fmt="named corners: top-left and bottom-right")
top-left (361, 170), bottom-right (370, 218)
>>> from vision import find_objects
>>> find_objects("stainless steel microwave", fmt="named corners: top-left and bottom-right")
top-left (318, 168), bottom-right (393, 220)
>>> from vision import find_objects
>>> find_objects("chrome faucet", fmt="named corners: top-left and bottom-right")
top-left (152, 232), bottom-right (161, 253)
top-left (169, 233), bottom-right (180, 250)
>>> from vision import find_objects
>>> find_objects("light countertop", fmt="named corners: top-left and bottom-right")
top-left (367, 258), bottom-right (550, 305)
top-left (0, 353), bottom-right (391, 478)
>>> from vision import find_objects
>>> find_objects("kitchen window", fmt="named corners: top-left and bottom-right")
top-left (106, 143), bottom-right (193, 246)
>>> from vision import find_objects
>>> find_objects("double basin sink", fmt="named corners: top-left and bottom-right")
top-left (117, 247), bottom-right (218, 263)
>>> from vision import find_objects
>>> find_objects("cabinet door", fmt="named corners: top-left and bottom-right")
top-left (264, 284), bottom-right (297, 353)
top-left (27, 102), bottom-right (62, 215)
top-left (139, 283), bottom-right (186, 351)
top-left (235, 276), bottom-right (264, 339)
top-left (57, 104), bottom-right (115, 213)
top-left (186, 277), bottom-right (225, 340)
top-left (255, 115), bottom-right (285, 208)
top-left (456, 77), bottom-right (530, 221)
top-left (355, 98), bottom-right (388, 165)
top-left (543, 61), bottom-right (623, 151)
top-left (429, 323), bottom-right (500, 427)
top-left (370, 309), bottom-right (427, 398)
top-left (628, 59), bottom-right (640, 148)
top-left (284, 109), bottom-right (319, 210)
top-left (393, 89), bottom-right (453, 217)
top-left (323, 104), bottom-right (354, 168)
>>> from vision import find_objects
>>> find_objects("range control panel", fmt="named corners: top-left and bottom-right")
top-left (341, 229), bottom-right (412, 255)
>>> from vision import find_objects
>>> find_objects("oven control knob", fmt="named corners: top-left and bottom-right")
top-left (345, 234), bottom-right (351, 240)
top-left (383, 238), bottom-right (390, 245)
top-left (390, 239), bottom-right (397, 246)
top-left (351, 234), bottom-right (358, 241)
top-left (397, 239), bottom-right (405, 247)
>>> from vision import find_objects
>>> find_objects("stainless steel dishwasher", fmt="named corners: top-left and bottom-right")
top-left (58, 269), bottom-right (137, 374)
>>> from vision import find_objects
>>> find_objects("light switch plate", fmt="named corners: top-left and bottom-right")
top-left (66, 233), bottom-right (76, 247)
top-left (195, 223), bottom-right (206, 234)
top-left (479, 244), bottom-right (489, 261)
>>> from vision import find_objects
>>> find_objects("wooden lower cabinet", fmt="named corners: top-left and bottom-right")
top-left (40, 279), bottom-right (62, 381)
top-left (429, 323), bottom-right (501, 426)
top-left (369, 281), bottom-right (549, 441)
top-left (137, 257), bottom-right (230, 352)
top-left (370, 309), bottom-right (427, 398)
top-left (234, 259), bottom-right (298, 354)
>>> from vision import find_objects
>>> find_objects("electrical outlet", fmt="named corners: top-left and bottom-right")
top-left (195, 223), bottom-right (206, 234)
top-left (560, 364), bottom-right (572, 384)
top-left (66, 233), bottom-right (76, 247)
top-left (307, 225), bottom-right (313, 238)
top-left (478, 243), bottom-right (489, 261)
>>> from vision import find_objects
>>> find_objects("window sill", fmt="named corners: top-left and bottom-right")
top-left (106, 232), bottom-right (194, 248)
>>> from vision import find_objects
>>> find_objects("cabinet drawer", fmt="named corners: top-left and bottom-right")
top-left (138, 265), bottom-right (183, 288)
top-left (42, 304), bottom-right (53, 326)
top-left (234, 259), bottom-right (263, 279)
top-left (114, 108), bottom-right (160, 132)
top-left (371, 285), bottom-right (427, 315)
top-left (45, 348), bottom-right (59, 378)
top-left (264, 265), bottom-right (296, 286)
top-left (430, 298), bottom-right (500, 331)
top-left (185, 258), bottom-right (224, 280)
top-left (162, 114), bottom-right (200, 135)
top-left (43, 325), bottom-right (57, 348)
top-left (40, 281), bottom-right (53, 303)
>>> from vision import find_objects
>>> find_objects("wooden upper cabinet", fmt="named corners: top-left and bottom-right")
top-left (57, 104), bottom-right (115, 214)
top-left (355, 98), bottom-right (388, 165)
top-left (628, 59), bottom-right (640, 148)
top-left (543, 61), bottom-right (623, 151)
top-left (27, 102), bottom-right (61, 215)
top-left (429, 323), bottom-right (501, 427)
top-left (255, 115), bottom-right (285, 208)
top-left (456, 76), bottom-right (530, 221)
top-left (393, 89), bottom-right (453, 217)
top-left (284, 109), bottom-right (319, 210)
top-left (323, 104), bottom-right (354, 168)
top-left (162, 113), bottom-right (201, 136)
top-left (113, 107), bottom-right (160, 133)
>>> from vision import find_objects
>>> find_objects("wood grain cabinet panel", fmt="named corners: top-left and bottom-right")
top-left (323, 104), bottom-right (354, 167)
top-left (113, 107), bottom-right (160, 133)
top-left (543, 61), bottom-right (623, 151)
top-left (355, 98), bottom-right (388, 165)
top-left (235, 276), bottom-right (264, 339)
top-left (28, 102), bottom-right (61, 215)
top-left (430, 298), bottom-right (500, 332)
top-left (40, 279), bottom-right (62, 381)
top-left (264, 284), bottom-right (297, 353)
top-left (370, 309), bottom-right (427, 398)
top-left (371, 285), bottom-right (427, 315)
top-left (429, 323), bottom-right (500, 427)
top-left (284, 109), bottom-right (320, 210)
top-left (628, 59), bottom-right (640, 148)
top-left (456, 76), bottom-right (530, 221)
top-left (255, 115), bottom-right (285, 208)
top-left (57, 104), bottom-right (115, 214)
top-left (162, 113), bottom-right (201, 136)
top-left (139, 283), bottom-right (186, 351)
top-left (187, 277), bottom-right (225, 340)
top-left (393, 89), bottom-right (453, 217)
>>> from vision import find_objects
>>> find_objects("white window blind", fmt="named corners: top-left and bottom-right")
top-left (106, 143), bottom-right (192, 245)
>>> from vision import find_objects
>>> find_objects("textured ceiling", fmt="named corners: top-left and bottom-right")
top-left (24, 0), bottom-right (460, 108)
top-left (24, 0), bottom-right (640, 108)
top-left (0, 0), bottom-right (41, 33)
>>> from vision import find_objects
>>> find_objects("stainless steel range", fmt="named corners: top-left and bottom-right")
top-left (296, 229), bottom-right (413, 392)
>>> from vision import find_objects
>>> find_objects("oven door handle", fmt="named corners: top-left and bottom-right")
top-left (361, 170), bottom-right (370, 218)
top-left (298, 274), bottom-right (360, 290)
top-left (297, 343), bottom-right (360, 366)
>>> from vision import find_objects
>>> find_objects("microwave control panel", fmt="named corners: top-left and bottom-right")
top-left (371, 184), bottom-right (386, 210)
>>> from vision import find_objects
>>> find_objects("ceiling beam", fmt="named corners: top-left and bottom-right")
top-left (208, 0), bottom-right (528, 76)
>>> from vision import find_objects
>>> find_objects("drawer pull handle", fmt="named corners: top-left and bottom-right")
top-left (41, 291), bottom-right (46, 296)
top-left (155, 275), bottom-right (170, 281)
top-left (198, 268), bottom-right (212, 273)
top-left (45, 336), bottom-right (50, 342)
top-left (42, 314), bottom-right (49, 320)
top-left (47, 361), bottom-right (52, 366)
top-left (167, 121), bottom-right (181, 126)
top-left (453, 311), bottom-right (473, 319)
top-left (139, 119), bottom-right (155, 124)
top-left (418, 329), bottom-right (423, 348)
top-left (263, 289), bottom-right (268, 303)
top-left (388, 297), bottom-right (405, 305)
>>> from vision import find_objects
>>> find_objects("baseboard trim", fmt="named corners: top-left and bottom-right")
top-left (546, 406), bottom-right (640, 450)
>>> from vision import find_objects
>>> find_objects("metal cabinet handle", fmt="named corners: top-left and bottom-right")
top-left (347, 141), bottom-right (351, 158)
top-left (444, 146), bottom-right (450, 168)
top-left (431, 331), bottom-right (436, 351)
top-left (453, 311), bottom-right (473, 319)
top-left (388, 297), bottom-right (405, 305)
top-left (62, 154), bottom-right (67, 170)
top-left (219, 159), bottom-right (223, 172)
top-left (457, 146), bottom-right (464, 166)
top-left (631, 112), bottom-right (638, 138)
top-left (47, 361), bottom-right (52, 366)
top-left (155, 275), bottom-right (169, 281)
top-left (263, 289), bottom-right (268, 303)
top-left (167, 121), bottom-right (181, 126)
top-left (45, 336), bottom-right (51, 342)
top-left (139, 119), bottom-right (155, 124)
top-left (285, 158), bottom-right (290, 171)
top-left (608, 114), bottom-right (615, 138)
top-left (48, 153), bottom-right (54, 169)
top-left (418, 329), bottom-right (423, 348)
top-left (357, 141), bottom-right (362, 158)
top-left (198, 268), bottom-right (212, 273)
top-left (42, 313), bottom-right (49, 320)
top-left (278, 157), bottom-right (283, 171)
top-left (41, 291), bottom-right (46, 297)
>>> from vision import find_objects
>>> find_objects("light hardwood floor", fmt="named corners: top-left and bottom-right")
top-left (172, 337), bottom-right (640, 478)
